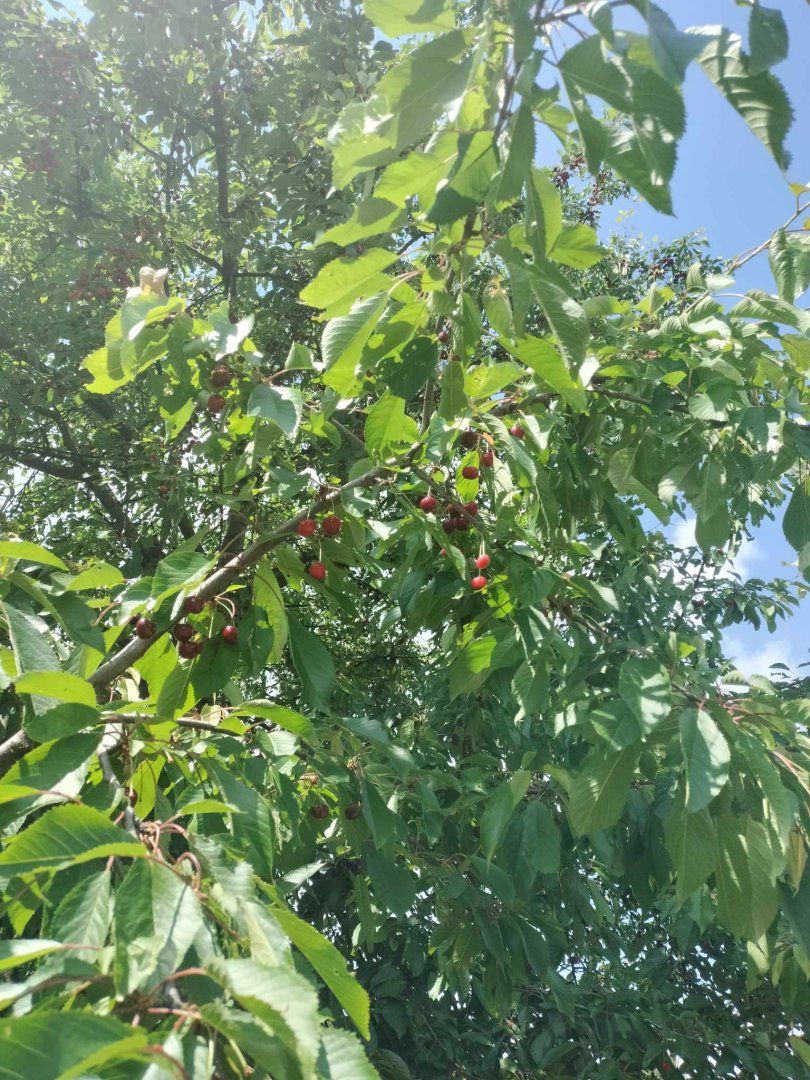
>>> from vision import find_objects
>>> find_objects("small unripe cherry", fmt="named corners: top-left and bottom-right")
top-left (441, 518), bottom-right (456, 534)
top-left (297, 518), bottom-right (317, 537)
top-left (178, 639), bottom-right (198, 660)
top-left (509, 423), bottom-right (525, 439)
top-left (321, 514), bottom-right (342, 537)
top-left (207, 393), bottom-right (226, 414)
top-left (464, 501), bottom-right (478, 516)
top-left (135, 617), bottom-right (156, 639)
top-left (344, 803), bottom-right (362, 821)
top-left (419, 495), bottom-right (438, 513)
top-left (459, 430), bottom-right (478, 449)
top-left (221, 624), bottom-right (239, 644)
top-left (184, 595), bottom-right (205, 614)
top-left (308, 561), bottom-right (327, 581)
top-left (211, 365), bottom-right (233, 388)
top-left (475, 553), bottom-right (490, 570)
top-left (480, 450), bottom-right (494, 467)
top-left (310, 803), bottom-right (329, 820)
top-left (471, 575), bottom-right (487, 590)
top-left (173, 622), bottom-right (194, 642)
top-left (461, 465), bottom-right (479, 480)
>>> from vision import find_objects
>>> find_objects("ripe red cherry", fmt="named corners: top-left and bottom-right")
top-left (454, 517), bottom-right (470, 532)
top-left (173, 622), bottom-right (194, 642)
top-left (178, 640), bottom-right (198, 660)
top-left (344, 803), bottom-right (362, 821)
top-left (441, 518), bottom-right (456, 534)
top-left (660, 1066), bottom-right (671, 1074)
top-left (480, 450), bottom-right (494, 467)
top-left (459, 430), bottom-right (478, 449)
top-left (221, 624), bottom-right (239, 644)
top-left (297, 518), bottom-right (317, 537)
top-left (184, 595), bottom-right (205, 614)
top-left (471, 575), bottom-right (487, 590)
top-left (310, 803), bottom-right (329, 820)
top-left (321, 514), bottom-right (342, 537)
top-left (463, 501), bottom-right (478, 516)
top-left (475, 553), bottom-right (490, 570)
top-left (419, 495), bottom-right (438, 513)
top-left (158, 482), bottom-right (170, 495)
top-left (354, 242), bottom-right (364, 256)
top-left (207, 393), bottom-right (226, 414)
top-left (135, 617), bottom-right (156, 639)
top-left (462, 465), bottom-right (479, 480)
top-left (437, 327), bottom-right (450, 344)
top-left (509, 423), bottom-right (525, 439)
top-left (308, 561), bottom-right (327, 581)
top-left (211, 365), bottom-right (233, 388)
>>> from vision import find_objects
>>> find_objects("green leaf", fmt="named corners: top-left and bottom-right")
top-left (50, 870), bottom-right (113, 958)
top-left (253, 560), bottom-right (289, 663)
top-left (151, 550), bottom-right (213, 602)
top-left (783, 483), bottom-right (810, 552)
top-left (364, 393), bottom-right (420, 456)
top-left (0, 939), bottom-right (66, 973)
top-left (0, 540), bottom-right (68, 571)
top-left (527, 261), bottom-right (589, 371)
top-left (504, 335), bottom-right (586, 411)
top-left (272, 905), bottom-right (371, 1039)
top-left (209, 958), bottom-right (321, 1078)
top-left (524, 168), bottom-right (562, 256)
top-left (647, 4), bottom-right (707, 83)
top-left (247, 384), bottom-right (303, 438)
top-left (664, 797), bottom-right (716, 905)
top-left (363, 0), bottom-right (453, 37)
top-left (114, 859), bottom-right (203, 994)
top-left (607, 447), bottom-right (670, 523)
top-left (480, 770), bottom-right (531, 860)
top-left (316, 199), bottom-right (407, 248)
top-left (375, 141), bottom-right (457, 208)
top-left (549, 222), bottom-right (606, 269)
top-left (618, 658), bottom-right (671, 736)
top-left (322, 294), bottom-right (389, 398)
top-left (0, 733), bottom-right (99, 805)
top-left (319, 1029), bottom-right (380, 1080)
top-left (232, 701), bottom-right (316, 745)
top-left (438, 360), bottom-right (468, 420)
top-left (0, 1013), bottom-right (148, 1080)
top-left (364, 849), bottom-right (418, 917)
top-left (696, 26), bottom-right (792, 170)
top-left (14, 670), bottom-right (96, 708)
top-left (155, 659), bottom-right (195, 721)
top-left (749, 4), bottom-right (788, 75)
top-left (492, 104), bottom-right (535, 211)
top-left (769, 229), bottom-right (810, 304)
top-left (64, 561), bottom-right (124, 592)
top-left (286, 342), bottom-right (316, 371)
top-left (427, 132), bottom-right (498, 225)
top-left (301, 249), bottom-right (398, 318)
top-left (203, 302), bottom-right (254, 359)
top-left (568, 746), bottom-right (639, 836)
top-left (679, 708), bottom-right (730, 812)
top-left (464, 362), bottom-right (524, 400)
top-left (715, 813), bottom-right (779, 940)
top-left (360, 777), bottom-right (402, 849)
top-left (329, 31), bottom-right (473, 187)
top-left (523, 801), bottom-right (561, 875)
top-left (0, 804), bottom-right (143, 888)
top-left (288, 618), bottom-right (336, 713)
top-left (0, 601), bottom-right (58, 677)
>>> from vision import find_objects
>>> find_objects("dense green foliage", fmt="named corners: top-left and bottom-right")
top-left (1, 1), bottom-right (809, 1076)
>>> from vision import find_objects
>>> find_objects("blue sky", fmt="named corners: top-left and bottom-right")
top-left (596, 2), bottom-right (810, 678)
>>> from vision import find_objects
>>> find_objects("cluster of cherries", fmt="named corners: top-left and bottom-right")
top-left (310, 801), bottom-right (361, 822)
top-left (206, 364), bottom-right (235, 414)
top-left (131, 594), bottom-right (240, 662)
top-left (296, 513), bottom-right (343, 581)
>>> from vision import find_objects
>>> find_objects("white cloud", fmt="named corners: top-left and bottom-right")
top-left (724, 634), bottom-right (800, 679)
